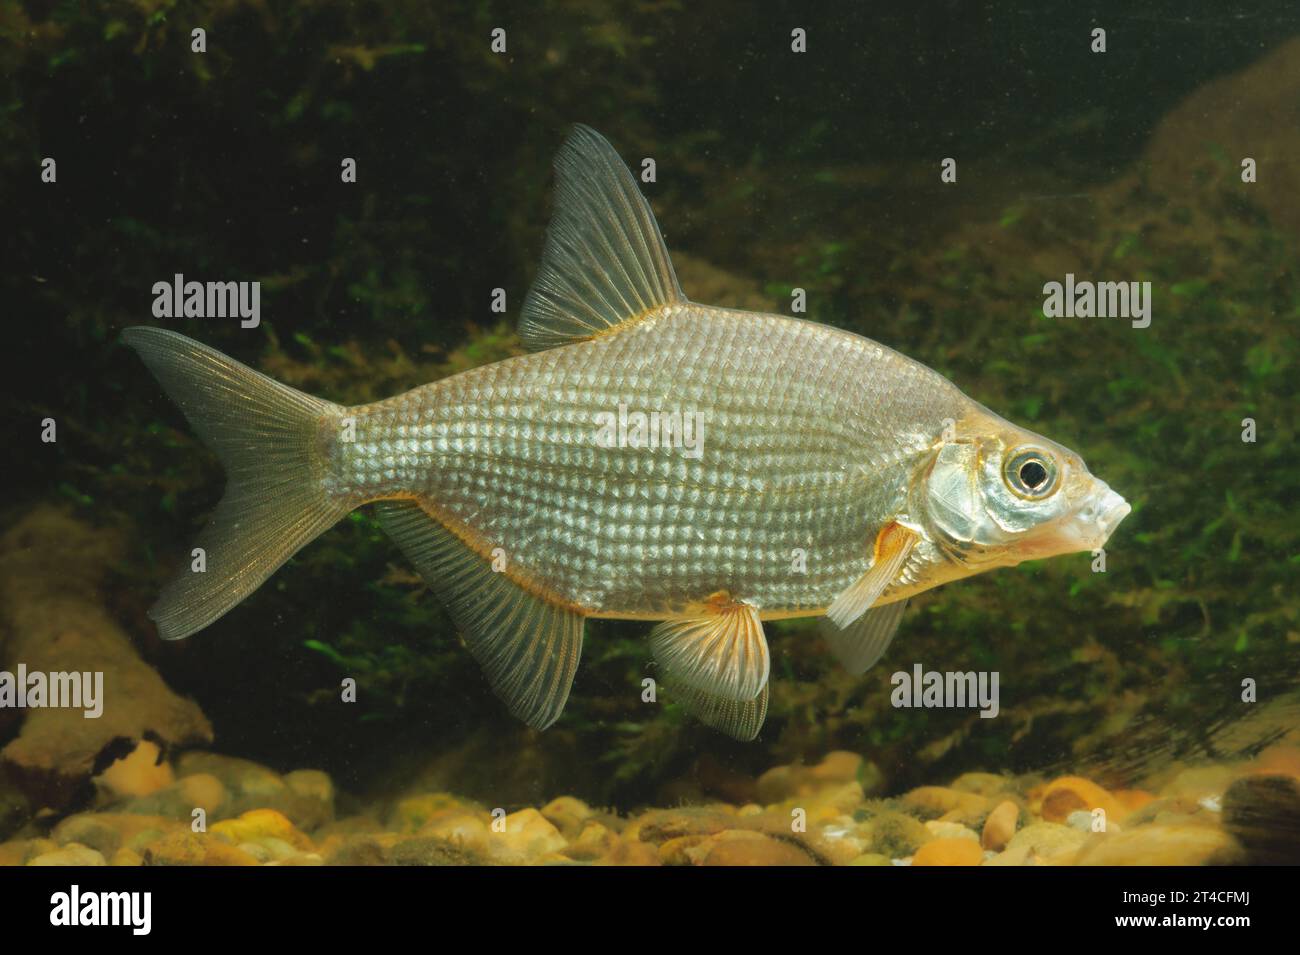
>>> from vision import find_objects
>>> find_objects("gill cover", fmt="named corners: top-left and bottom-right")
top-left (926, 440), bottom-right (983, 544)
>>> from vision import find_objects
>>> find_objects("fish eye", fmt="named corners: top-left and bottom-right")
top-left (1004, 448), bottom-right (1058, 499)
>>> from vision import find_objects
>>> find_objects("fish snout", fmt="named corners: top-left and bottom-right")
top-left (1067, 483), bottom-right (1131, 550)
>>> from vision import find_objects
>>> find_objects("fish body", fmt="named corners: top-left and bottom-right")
top-left (333, 303), bottom-right (960, 620)
top-left (125, 126), bottom-right (1130, 739)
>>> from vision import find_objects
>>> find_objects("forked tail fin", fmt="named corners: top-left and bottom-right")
top-left (122, 327), bottom-right (352, 640)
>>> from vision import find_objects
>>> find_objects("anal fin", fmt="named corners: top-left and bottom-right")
top-left (820, 599), bottom-right (908, 675)
top-left (375, 500), bottom-right (583, 731)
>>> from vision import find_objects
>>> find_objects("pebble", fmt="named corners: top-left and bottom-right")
top-left (628, 806), bottom-right (735, 844)
top-left (390, 793), bottom-right (468, 832)
top-left (283, 770), bottom-right (336, 830)
top-left (563, 822), bottom-right (617, 861)
top-left (701, 831), bottom-right (817, 866)
top-left (924, 820), bottom-right (979, 841)
top-left (389, 835), bottom-right (485, 865)
top-left (1065, 810), bottom-right (1095, 831)
top-left (808, 824), bottom-right (867, 864)
top-left (420, 810), bottom-right (492, 854)
top-left (51, 813), bottom-right (182, 856)
top-left (237, 841), bottom-right (273, 863)
top-left (756, 751), bottom-right (868, 803)
top-left (140, 831), bottom-right (261, 866)
top-left (6, 746), bottom-right (1284, 868)
top-left (324, 834), bottom-right (391, 866)
top-left (592, 837), bottom-right (660, 866)
top-left (210, 808), bottom-right (312, 851)
top-left (116, 774), bottom-right (227, 820)
top-left (1072, 823), bottom-right (1241, 866)
top-left (981, 800), bottom-right (1019, 851)
top-left (489, 808), bottom-right (567, 861)
top-left (984, 845), bottom-right (1036, 866)
top-left (1038, 776), bottom-right (1126, 825)
top-left (539, 796), bottom-right (592, 838)
top-left (658, 834), bottom-right (711, 865)
top-left (174, 752), bottom-right (327, 826)
top-left (95, 740), bottom-right (174, 799)
top-left (912, 837), bottom-right (983, 866)
top-left (1006, 822), bottom-right (1087, 861)
top-left (28, 843), bottom-right (107, 866)
top-left (858, 809), bottom-right (932, 857)
top-left (902, 786), bottom-right (990, 825)
top-left (950, 772), bottom-right (1014, 797)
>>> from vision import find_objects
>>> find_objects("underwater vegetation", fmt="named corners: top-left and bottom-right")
top-left (1, 0), bottom-right (1298, 866)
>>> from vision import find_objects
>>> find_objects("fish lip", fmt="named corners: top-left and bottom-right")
top-left (1097, 494), bottom-right (1132, 537)
top-left (1023, 486), bottom-right (1129, 556)
top-left (1077, 486), bottom-right (1131, 548)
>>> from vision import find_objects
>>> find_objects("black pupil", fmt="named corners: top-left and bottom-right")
top-left (1019, 460), bottom-right (1049, 489)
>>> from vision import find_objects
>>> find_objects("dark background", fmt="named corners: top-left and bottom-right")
top-left (2, 0), bottom-right (1298, 808)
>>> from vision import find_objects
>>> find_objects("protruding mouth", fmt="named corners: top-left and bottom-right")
top-left (1097, 490), bottom-right (1132, 538)
top-left (1072, 484), bottom-right (1131, 550)
top-left (1018, 483), bottom-right (1131, 559)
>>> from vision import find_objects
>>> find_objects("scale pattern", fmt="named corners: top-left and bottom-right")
top-left (329, 305), bottom-right (971, 618)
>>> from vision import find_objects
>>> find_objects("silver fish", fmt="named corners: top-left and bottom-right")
top-left (124, 125), bottom-right (1130, 739)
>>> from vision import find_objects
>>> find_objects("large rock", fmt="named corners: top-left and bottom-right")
top-left (1139, 36), bottom-right (1300, 238)
top-left (0, 508), bottom-right (212, 807)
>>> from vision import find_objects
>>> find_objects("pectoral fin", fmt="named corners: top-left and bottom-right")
top-left (649, 596), bottom-right (769, 702)
top-left (825, 522), bottom-right (918, 629)
top-left (375, 500), bottom-right (584, 731)
top-left (820, 599), bottom-right (908, 675)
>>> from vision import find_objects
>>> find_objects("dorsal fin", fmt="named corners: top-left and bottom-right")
top-left (520, 125), bottom-right (685, 351)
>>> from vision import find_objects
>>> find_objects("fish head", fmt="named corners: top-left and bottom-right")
top-left (916, 413), bottom-right (1130, 571)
